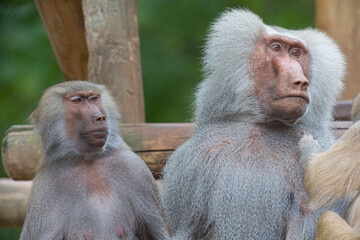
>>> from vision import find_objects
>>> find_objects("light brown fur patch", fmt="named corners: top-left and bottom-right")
top-left (84, 163), bottom-right (112, 203)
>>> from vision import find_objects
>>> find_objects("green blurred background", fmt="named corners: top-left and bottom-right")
top-left (0, 0), bottom-right (314, 238)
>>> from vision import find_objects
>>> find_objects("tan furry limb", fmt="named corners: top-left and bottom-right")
top-left (305, 120), bottom-right (360, 210)
top-left (351, 93), bottom-right (360, 122)
top-left (346, 193), bottom-right (360, 232)
top-left (316, 211), bottom-right (360, 240)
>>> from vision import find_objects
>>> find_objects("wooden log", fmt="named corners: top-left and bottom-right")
top-left (34, 0), bottom-right (88, 80)
top-left (82, 0), bottom-right (145, 123)
top-left (0, 122), bottom-right (353, 228)
top-left (316, 0), bottom-right (360, 100)
top-left (2, 122), bottom-right (352, 181)
top-left (330, 121), bottom-right (354, 139)
top-left (0, 179), bottom-right (32, 228)
top-left (334, 100), bottom-right (353, 121)
top-left (2, 124), bottom-right (193, 180)
top-left (0, 178), bottom-right (163, 228)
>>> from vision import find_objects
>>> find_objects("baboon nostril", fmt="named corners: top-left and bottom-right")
top-left (96, 115), bottom-right (106, 121)
top-left (294, 78), bottom-right (309, 87)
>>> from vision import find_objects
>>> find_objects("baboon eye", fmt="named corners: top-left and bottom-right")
top-left (291, 48), bottom-right (301, 57)
top-left (89, 95), bottom-right (99, 103)
top-left (70, 96), bottom-right (82, 103)
top-left (270, 43), bottom-right (282, 52)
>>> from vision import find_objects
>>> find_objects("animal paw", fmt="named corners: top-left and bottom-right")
top-left (299, 134), bottom-right (321, 154)
top-left (298, 134), bottom-right (322, 169)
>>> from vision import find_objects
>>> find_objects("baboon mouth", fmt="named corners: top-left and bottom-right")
top-left (281, 95), bottom-right (309, 103)
top-left (83, 129), bottom-right (108, 136)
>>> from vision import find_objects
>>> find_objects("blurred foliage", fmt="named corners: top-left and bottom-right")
top-left (0, 0), bottom-right (313, 238)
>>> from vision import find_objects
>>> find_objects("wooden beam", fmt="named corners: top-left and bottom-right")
top-left (2, 124), bottom-right (193, 180)
top-left (34, 0), bottom-right (88, 80)
top-left (0, 121), bottom-right (353, 228)
top-left (334, 100), bottom-right (353, 121)
top-left (2, 122), bottom-right (353, 181)
top-left (330, 121), bottom-right (354, 139)
top-left (82, 0), bottom-right (145, 123)
top-left (0, 178), bottom-right (163, 228)
top-left (0, 179), bottom-right (32, 228)
top-left (35, 0), bottom-right (145, 122)
top-left (316, 0), bottom-right (360, 100)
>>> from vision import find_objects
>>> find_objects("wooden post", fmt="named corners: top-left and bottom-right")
top-left (0, 179), bottom-right (32, 228)
top-left (82, 0), bottom-right (145, 123)
top-left (35, 0), bottom-right (145, 122)
top-left (34, 0), bottom-right (88, 80)
top-left (316, 0), bottom-right (360, 100)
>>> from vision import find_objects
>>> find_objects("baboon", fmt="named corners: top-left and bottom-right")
top-left (299, 122), bottom-right (360, 210)
top-left (299, 92), bottom-right (360, 238)
top-left (162, 9), bottom-right (348, 239)
top-left (351, 93), bottom-right (360, 122)
top-left (315, 211), bottom-right (360, 240)
top-left (20, 81), bottom-right (169, 240)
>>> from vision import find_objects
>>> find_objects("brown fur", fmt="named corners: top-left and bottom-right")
top-left (351, 93), bottom-right (360, 122)
top-left (300, 92), bottom-right (360, 238)
top-left (347, 193), bottom-right (360, 231)
top-left (303, 93), bottom-right (360, 210)
top-left (316, 211), bottom-right (360, 240)
top-left (304, 120), bottom-right (360, 210)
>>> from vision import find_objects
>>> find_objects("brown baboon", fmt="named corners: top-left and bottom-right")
top-left (315, 211), bottom-right (360, 240)
top-left (299, 92), bottom-right (360, 238)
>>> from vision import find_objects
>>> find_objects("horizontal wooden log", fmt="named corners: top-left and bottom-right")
top-left (334, 100), bottom-right (353, 121)
top-left (0, 178), bottom-right (32, 228)
top-left (2, 123), bottom-right (193, 180)
top-left (0, 178), bottom-right (162, 228)
top-left (2, 122), bottom-right (352, 181)
top-left (0, 121), bottom-right (353, 228)
top-left (330, 121), bottom-right (353, 139)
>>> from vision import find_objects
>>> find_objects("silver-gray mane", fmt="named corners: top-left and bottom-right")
top-left (196, 8), bottom-right (345, 146)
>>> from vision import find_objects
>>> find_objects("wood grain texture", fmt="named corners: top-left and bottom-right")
top-left (0, 179), bottom-right (32, 228)
top-left (316, 0), bottom-right (360, 100)
top-left (82, 0), bottom-right (145, 123)
top-left (2, 122), bottom-right (352, 181)
top-left (2, 124), bottom-right (193, 180)
top-left (35, 0), bottom-right (88, 80)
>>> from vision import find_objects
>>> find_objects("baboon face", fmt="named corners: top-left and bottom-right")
top-left (250, 33), bottom-right (311, 124)
top-left (63, 91), bottom-right (108, 152)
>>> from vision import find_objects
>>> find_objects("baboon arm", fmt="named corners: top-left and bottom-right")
top-left (346, 193), bottom-right (360, 232)
top-left (20, 210), bottom-right (64, 240)
top-left (20, 178), bottom-right (64, 240)
top-left (304, 121), bottom-right (360, 209)
top-left (316, 211), bottom-right (360, 240)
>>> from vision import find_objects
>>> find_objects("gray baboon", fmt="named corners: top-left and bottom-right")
top-left (162, 9), bottom-right (348, 239)
top-left (20, 81), bottom-right (169, 240)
